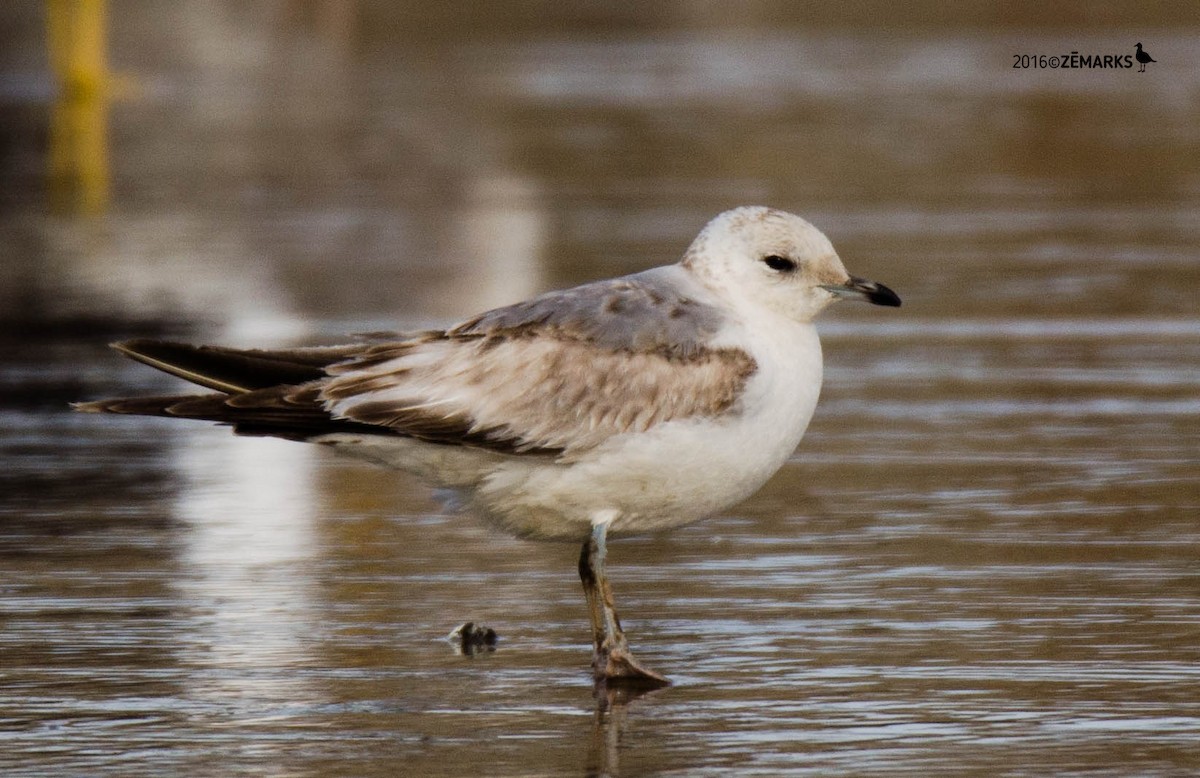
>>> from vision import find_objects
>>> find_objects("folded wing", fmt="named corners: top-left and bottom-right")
top-left (79, 270), bottom-right (758, 457)
top-left (321, 270), bottom-right (757, 457)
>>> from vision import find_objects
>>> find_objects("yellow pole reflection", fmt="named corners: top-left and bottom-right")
top-left (46, 0), bottom-right (111, 215)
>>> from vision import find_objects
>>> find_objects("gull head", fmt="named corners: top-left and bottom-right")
top-left (681, 206), bottom-right (900, 322)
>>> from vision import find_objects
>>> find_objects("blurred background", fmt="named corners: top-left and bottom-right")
top-left (1, 2), bottom-right (1198, 776)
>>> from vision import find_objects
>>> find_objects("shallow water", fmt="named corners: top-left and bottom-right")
top-left (2, 4), bottom-right (1199, 776)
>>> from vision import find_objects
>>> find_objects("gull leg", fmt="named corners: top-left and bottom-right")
top-left (577, 523), bottom-right (670, 688)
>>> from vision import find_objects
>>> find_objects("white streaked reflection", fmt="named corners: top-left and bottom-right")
top-left (436, 174), bottom-right (548, 315)
top-left (171, 429), bottom-right (322, 703)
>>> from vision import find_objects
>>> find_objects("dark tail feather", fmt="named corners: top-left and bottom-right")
top-left (74, 339), bottom-right (381, 441)
top-left (72, 394), bottom-right (213, 417)
top-left (73, 390), bottom-right (383, 442)
top-left (110, 339), bottom-right (365, 394)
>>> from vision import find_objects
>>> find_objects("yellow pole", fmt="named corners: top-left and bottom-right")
top-left (47, 0), bottom-right (110, 215)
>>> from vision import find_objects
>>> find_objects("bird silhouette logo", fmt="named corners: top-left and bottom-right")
top-left (1135, 42), bottom-right (1156, 72)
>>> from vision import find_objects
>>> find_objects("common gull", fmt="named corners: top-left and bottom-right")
top-left (76, 205), bottom-right (901, 687)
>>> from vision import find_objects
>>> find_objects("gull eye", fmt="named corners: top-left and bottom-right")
top-left (762, 255), bottom-right (797, 273)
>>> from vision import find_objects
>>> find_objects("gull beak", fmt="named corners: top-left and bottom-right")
top-left (820, 276), bottom-right (902, 307)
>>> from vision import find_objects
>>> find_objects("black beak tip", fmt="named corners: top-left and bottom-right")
top-left (869, 283), bottom-right (902, 307)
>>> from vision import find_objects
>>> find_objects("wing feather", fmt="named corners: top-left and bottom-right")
top-left (81, 269), bottom-right (758, 456)
top-left (321, 272), bottom-right (757, 456)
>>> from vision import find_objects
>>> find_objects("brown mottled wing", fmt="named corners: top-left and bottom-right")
top-left (321, 268), bottom-right (757, 457)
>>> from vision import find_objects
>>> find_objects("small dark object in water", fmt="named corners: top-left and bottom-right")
top-left (448, 622), bottom-right (498, 655)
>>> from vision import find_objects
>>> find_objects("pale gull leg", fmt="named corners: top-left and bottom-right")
top-left (577, 522), bottom-right (670, 688)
